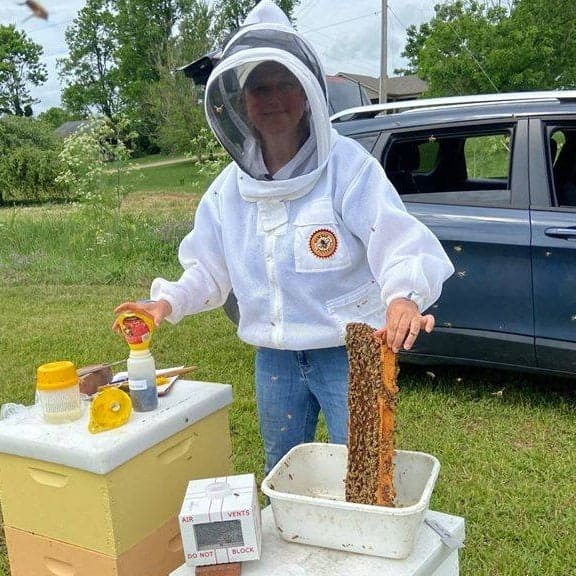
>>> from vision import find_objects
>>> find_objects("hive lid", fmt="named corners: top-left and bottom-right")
top-left (170, 506), bottom-right (465, 576)
top-left (0, 380), bottom-right (232, 474)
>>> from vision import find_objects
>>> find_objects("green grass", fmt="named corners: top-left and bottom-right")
top-left (107, 152), bottom-right (187, 169)
top-left (105, 158), bottom-right (212, 195)
top-left (1, 159), bottom-right (575, 575)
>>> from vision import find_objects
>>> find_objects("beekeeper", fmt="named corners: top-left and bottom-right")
top-left (115, 0), bottom-right (454, 472)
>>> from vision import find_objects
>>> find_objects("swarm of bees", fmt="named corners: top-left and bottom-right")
top-left (20, 0), bottom-right (49, 22)
top-left (345, 322), bottom-right (398, 507)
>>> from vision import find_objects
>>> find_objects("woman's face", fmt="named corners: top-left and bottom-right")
top-left (244, 63), bottom-right (307, 141)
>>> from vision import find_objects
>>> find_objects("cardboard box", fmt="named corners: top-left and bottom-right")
top-left (179, 474), bottom-right (262, 566)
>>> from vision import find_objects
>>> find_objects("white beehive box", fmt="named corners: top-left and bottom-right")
top-left (261, 443), bottom-right (440, 560)
top-left (178, 473), bottom-right (262, 566)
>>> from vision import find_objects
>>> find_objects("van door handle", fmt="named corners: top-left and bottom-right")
top-left (544, 227), bottom-right (576, 239)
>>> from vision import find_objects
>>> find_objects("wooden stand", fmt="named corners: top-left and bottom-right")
top-left (195, 563), bottom-right (242, 576)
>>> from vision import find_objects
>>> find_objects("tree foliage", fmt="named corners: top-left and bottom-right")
top-left (0, 25), bottom-right (47, 116)
top-left (145, 49), bottom-right (207, 154)
top-left (177, 0), bottom-right (213, 64)
top-left (58, 0), bottom-right (301, 154)
top-left (402, 0), bottom-right (576, 96)
top-left (115, 0), bottom-right (194, 106)
top-left (501, 0), bottom-right (576, 90)
top-left (58, 0), bottom-right (121, 118)
top-left (37, 107), bottom-right (81, 130)
top-left (0, 117), bottom-right (66, 204)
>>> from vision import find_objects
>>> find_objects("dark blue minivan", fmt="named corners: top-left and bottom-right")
top-left (332, 91), bottom-right (576, 377)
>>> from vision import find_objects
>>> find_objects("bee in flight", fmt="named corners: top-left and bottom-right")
top-left (20, 0), bottom-right (49, 22)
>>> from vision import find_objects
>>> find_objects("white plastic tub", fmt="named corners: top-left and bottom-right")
top-left (261, 443), bottom-right (440, 560)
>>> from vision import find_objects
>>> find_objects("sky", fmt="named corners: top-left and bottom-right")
top-left (0, 0), bottom-right (438, 113)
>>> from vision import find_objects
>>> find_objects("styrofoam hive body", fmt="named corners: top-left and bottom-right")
top-left (0, 381), bottom-right (234, 575)
top-left (261, 443), bottom-right (440, 560)
top-left (0, 408), bottom-right (232, 555)
top-left (5, 516), bottom-right (184, 576)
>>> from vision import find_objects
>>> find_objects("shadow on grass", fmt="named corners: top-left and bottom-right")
top-left (397, 361), bottom-right (576, 408)
top-left (0, 197), bottom-right (75, 209)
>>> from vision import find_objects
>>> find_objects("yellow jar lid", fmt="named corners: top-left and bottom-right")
top-left (37, 361), bottom-right (79, 391)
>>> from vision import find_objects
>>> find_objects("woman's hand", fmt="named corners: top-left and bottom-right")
top-left (373, 297), bottom-right (435, 353)
top-left (113, 300), bottom-right (172, 328)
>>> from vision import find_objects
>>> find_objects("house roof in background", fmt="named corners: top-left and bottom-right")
top-left (336, 73), bottom-right (428, 101)
top-left (54, 120), bottom-right (87, 137)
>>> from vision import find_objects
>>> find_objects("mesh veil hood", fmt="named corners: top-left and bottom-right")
top-left (204, 1), bottom-right (332, 183)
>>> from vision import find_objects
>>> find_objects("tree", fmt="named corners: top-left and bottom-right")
top-left (58, 0), bottom-right (121, 118)
top-left (59, 0), bottom-right (302, 154)
top-left (112, 0), bottom-right (201, 152)
top-left (145, 56), bottom-right (207, 154)
top-left (38, 107), bottom-right (81, 129)
top-left (0, 25), bottom-right (47, 116)
top-left (402, 0), bottom-right (576, 97)
top-left (401, 1), bottom-right (509, 96)
top-left (143, 1), bottom-right (212, 154)
top-left (177, 0), bottom-right (213, 64)
top-left (498, 0), bottom-right (576, 90)
top-left (115, 0), bottom-right (195, 107)
top-left (0, 116), bottom-right (66, 204)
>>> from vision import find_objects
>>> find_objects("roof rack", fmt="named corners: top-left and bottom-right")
top-left (330, 90), bottom-right (576, 123)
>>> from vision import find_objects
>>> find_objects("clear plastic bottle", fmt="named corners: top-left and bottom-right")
top-left (127, 349), bottom-right (158, 412)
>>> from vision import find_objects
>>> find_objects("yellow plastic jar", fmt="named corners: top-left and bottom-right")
top-left (36, 361), bottom-right (83, 424)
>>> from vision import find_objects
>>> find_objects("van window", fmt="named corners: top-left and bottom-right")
top-left (383, 127), bottom-right (513, 207)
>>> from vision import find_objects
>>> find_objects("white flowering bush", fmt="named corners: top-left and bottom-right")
top-left (56, 122), bottom-right (102, 202)
top-left (56, 115), bottom-right (136, 213)
top-left (188, 126), bottom-right (228, 178)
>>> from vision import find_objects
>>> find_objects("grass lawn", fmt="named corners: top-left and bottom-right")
top-left (0, 159), bottom-right (575, 575)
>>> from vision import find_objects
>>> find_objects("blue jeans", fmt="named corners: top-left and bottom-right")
top-left (255, 346), bottom-right (349, 473)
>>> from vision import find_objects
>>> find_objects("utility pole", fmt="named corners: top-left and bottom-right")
top-left (379, 0), bottom-right (388, 103)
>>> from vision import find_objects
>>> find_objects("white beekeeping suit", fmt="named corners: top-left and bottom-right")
top-left (151, 0), bottom-right (455, 351)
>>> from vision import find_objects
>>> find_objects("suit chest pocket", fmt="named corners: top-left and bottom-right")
top-left (293, 200), bottom-right (351, 273)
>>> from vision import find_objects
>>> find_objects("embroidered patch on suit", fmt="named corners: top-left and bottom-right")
top-left (309, 228), bottom-right (338, 258)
